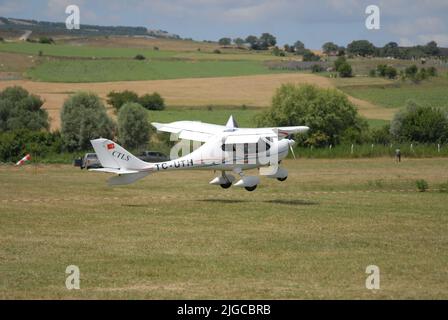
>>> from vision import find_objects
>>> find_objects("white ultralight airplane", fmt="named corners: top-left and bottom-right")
top-left (90, 116), bottom-right (309, 191)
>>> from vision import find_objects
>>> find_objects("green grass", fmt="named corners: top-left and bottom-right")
top-left (0, 42), bottom-right (177, 59)
top-left (27, 59), bottom-right (292, 82)
top-left (1, 158), bottom-right (447, 299)
top-left (149, 107), bottom-right (259, 127)
top-left (339, 76), bottom-right (448, 109)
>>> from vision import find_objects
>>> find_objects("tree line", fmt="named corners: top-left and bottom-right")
top-left (1, 85), bottom-right (447, 162)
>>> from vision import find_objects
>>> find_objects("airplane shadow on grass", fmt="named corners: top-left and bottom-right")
top-left (196, 199), bottom-right (319, 206)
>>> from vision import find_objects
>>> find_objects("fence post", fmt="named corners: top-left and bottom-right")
top-left (438, 144), bottom-right (441, 153)
top-left (410, 143), bottom-right (414, 152)
top-left (351, 144), bottom-right (354, 154)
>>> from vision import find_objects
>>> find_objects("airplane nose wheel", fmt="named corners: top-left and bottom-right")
top-left (277, 176), bottom-right (287, 182)
top-left (220, 182), bottom-right (232, 189)
top-left (244, 185), bottom-right (257, 192)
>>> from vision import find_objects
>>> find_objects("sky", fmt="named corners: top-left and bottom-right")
top-left (1, 0), bottom-right (448, 49)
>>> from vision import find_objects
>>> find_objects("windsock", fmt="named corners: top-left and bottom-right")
top-left (16, 154), bottom-right (31, 166)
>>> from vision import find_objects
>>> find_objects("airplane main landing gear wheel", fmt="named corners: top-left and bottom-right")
top-left (277, 176), bottom-right (287, 182)
top-left (244, 185), bottom-right (257, 192)
top-left (220, 182), bottom-right (232, 189)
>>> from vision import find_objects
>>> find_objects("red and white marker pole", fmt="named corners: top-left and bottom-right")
top-left (16, 154), bottom-right (31, 166)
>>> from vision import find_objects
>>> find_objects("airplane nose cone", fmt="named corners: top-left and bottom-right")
top-left (288, 139), bottom-right (296, 147)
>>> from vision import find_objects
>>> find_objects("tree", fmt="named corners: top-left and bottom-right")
top-left (337, 62), bottom-right (353, 78)
top-left (334, 56), bottom-right (347, 71)
top-left (139, 92), bottom-right (165, 110)
top-left (293, 40), bottom-right (305, 53)
top-left (376, 64), bottom-right (387, 77)
top-left (245, 35), bottom-right (258, 47)
top-left (347, 40), bottom-right (375, 56)
top-left (218, 37), bottom-right (231, 46)
top-left (106, 90), bottom-right (139, 111)
top-left (0, 86), bottom-right (49, 132)
top-left (302, 50), bottom-right (320, 61)
top-left (382, 42), bottom-right (399, 58)
top-left (322, 42), bottom-right (338, 55)
top-left (390, 101), bottom-right (448, 143)
top-left (424, 41), bottom-right (439, 56)
top-left (117, 102), bottom-right (150, 149)
top-left (334, 56), bottom-right (352, 77)
top-left (405, 64), bottom-right (418, 79)
top-left (259, 33), bottom-right (276, 48)
top-left (384, 66), bottom-right (397, 79)
top-left (233, 38), bottom-right (245, 46)
top-left (61, 92), bottom-right (115, 151)
top-left (256, 84), bottom-right (367, 146)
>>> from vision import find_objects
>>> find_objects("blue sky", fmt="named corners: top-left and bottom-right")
top-left (1, 0), bottom-right (448, 49)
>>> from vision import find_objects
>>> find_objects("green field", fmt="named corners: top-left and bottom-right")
top-left (0, 42), bottom-right (284, 61)
top-left (1, 158), bottom-right (447, 299)
top-left (339, 76), bottom-right (448, 110)
top-left (26, 59), bottom-right (291, 82)
top-left (149, 107), bottom-right (259, 128)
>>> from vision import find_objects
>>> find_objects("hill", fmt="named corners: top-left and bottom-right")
top-left (0, 16), bottom-right (180, 39)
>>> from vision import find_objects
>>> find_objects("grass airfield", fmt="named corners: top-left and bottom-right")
top-left (1, 158), bottom-right (447, 299)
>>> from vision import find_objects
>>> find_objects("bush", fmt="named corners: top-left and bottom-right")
top-left (0, 129), bottom-right (63, 162)
top-left (385, 66), bottom-right (397, 79)
top-left (213, 49), bottom-right (221, 54)
top-left (134, 54), bottom-right (146, 60)
top-left (427, 66), bottom-right (437, 77)
top-left (369, 69), bottom-right (376, 77)
top-left (117, 103), bottom-right (150, 149)
top-left (106, 90), bottom-right (140, 111)
top-left (302, 50), bottom-right (320, 62)
top-left (390, 101), bottom-right (448, 143)
top-left (377, 64), bottom-right (387, 77)
top-left (0, 37), bottom-right (4, 42)
top-left (0, 86), bottom-right (49, 132)
top-left (416, 179), bottom-right (429, 192)
top-left (61, 92), bottom-right (115, 151)
top-left (311, 64), bottom-right (324, 73)
top-left (139, 92), bottom-right (165, 110)
top-left (334, 56), bottom-right (346, 71)
top-left (405, 65), bottom-right (418, 78)
top-left (256, 84), bottom-right (367, 146)
top-left (38, 36), bottom-right (54, 44)
top-left (338, 62), bottom-right (352, 77)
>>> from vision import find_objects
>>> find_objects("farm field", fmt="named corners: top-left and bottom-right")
top-left (26, 59), bottom-right (292, 82)
top-left (339, 76), bottom-right (448, 110)
top-left (1, 158), bottom-right (447, 299)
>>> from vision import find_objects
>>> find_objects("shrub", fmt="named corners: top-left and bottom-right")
top-left (385, 66), bottom-right (397, 79)
top-left (213, 49), bottom-right (221, 54)
top-left (117, 103), bottom-right (150, 149)
top-left (376, 64), bottom-right (387, 77)
top-left (369, 69), bottom-right (376, 77)
top-left (61, 92), bottom-right (115, 151)
top-left (106, 90), bottom-right (139, 111)
top-left (0, 129), bottom-right (63, 162)
top-left (153, 46), bottom-right (159, 51)
top-left (338, 62), bottom-right (352, 77)
top-left (427, 66), bottom-right (437, 77)
top-left (139, 92), bottom-right (165, 110)
top-left (334, 56), bottom-right (346, 71)
top-left (0, 86), bottom-right (49, 132)
top-left (311, 64), bottom-right (324, 73)
top-left (416, 179), bottom-right (428, 192)
top-left (134, 54), bottom-right (146, 60)
top-left (405, 64), bottom-right (418, 78)
top-left (0, 37), bottom-right (4, 42)
top-left (38, 36), bottom-right (54, 44)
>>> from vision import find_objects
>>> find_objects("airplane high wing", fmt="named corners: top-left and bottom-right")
top-left (90, 115), bottom-right (309, 191)
top-left (151, 115), bottom-right (309, 142)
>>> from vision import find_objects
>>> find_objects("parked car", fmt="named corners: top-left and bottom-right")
top-left (74, 153), bottom-right (102, 169)
top-left (138, 151), bottom-right (169, 162)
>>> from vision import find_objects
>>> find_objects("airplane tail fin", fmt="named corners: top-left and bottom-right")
top-left (90, 138), bottom-right (148, 171)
